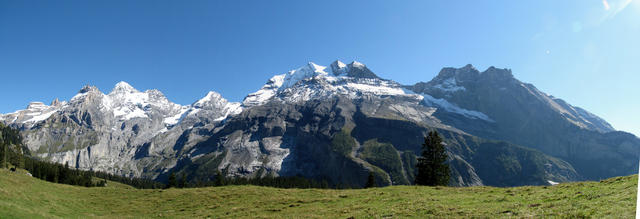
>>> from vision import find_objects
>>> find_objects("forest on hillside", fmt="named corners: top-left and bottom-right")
top-left (1, 123), bottom-right (450, 190)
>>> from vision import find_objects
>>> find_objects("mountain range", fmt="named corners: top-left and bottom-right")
top-left (1, 60), bottom-right (638, 187)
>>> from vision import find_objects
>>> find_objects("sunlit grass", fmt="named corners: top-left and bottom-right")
top-left (0, 169), bottom-right (636, 218)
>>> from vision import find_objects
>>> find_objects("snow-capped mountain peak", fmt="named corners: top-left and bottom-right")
top-left (351, 61), bottom-right (365, 68)
top-left (241, 61), bottom-right (497, 123)
top-left (193, 91), bottom-right (226, 108)
top-left (276, 60), bottom-right (380, 91)
top-left (0, 100), bottom-right (62, 126)
top-left (242, 60), bottom-right (417, 107)
top-left (280, 62), bottom-right (330, 89)
top-left (78, 85), bottom-right (100, 94)
top-left (171, 90), bottom-right (243, 125)
top-left (329, 60), bottom-right (347, 76)
top-left (307, 62), bottom-right (327, 73)
top-left (0, 61), bottom-right (634, 189)
top-left (106, 82), bottom-right (171, 108)
top-left (70, 85), bottom-right (102, 102)
top-left (27, 102), bottom-right (48, 110)
top-left (111, 81), bottom-right (138, 94)
top-left (242, 74), bottom-right (286, 107)
top-left (145, 89), bottom-right (170, 102)
top-left (111, 81), bottom-right (140, 93)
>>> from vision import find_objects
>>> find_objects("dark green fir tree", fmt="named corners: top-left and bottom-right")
top-left (415, 131), bottom-right (450, 186)
top-left (365, 171), bottom-right (376, 188)
top-left (167, 172), bottom-right (177, 188)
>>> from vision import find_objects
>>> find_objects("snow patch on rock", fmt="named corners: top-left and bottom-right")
top-left (163, 107), bottom-right (190, 125)
top-left (243, 74), bottom-right (285, 106)
top-left (24, 109), bottom-right (58, 123)
top-left (433, 78), bottom-right (466, 92)
top-left (421, 93), bottom-right (494, 122)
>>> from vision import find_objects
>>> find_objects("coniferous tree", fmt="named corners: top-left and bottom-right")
top-left (179, 174), bottom-right (187, 188)
top-left (1, 126), bottom-right (7, 169)
top-left (1, 137), bottom-right (5, 169)
top-left (365, 171), bottom-right (376, 188)
top-left (167, 172), bottom-right (177, 188)
top-left (415, 131), bottom-right (450, 186)
top-left (214, 170), bottom-right (224, 186)
top-left (321, 180), bottom-right (329, 189)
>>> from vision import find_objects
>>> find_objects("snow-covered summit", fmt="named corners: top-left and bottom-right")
top-left (280, 62), bottom-right (331, 89)
top-left (191, 91), bottom-right (241, 114)
top-left (242, 60), bottom-right (421, 105)
top-left (241, 61), bottom-right (496, 122)
top-left (162, 90), bottom-right (242, 126)
top-left (242, 74), bottom-right (286, 107)
top-left (351, 61), bottom-right (365, 68)
top-left (194, 91), bottom-right (225, 108)
top-left (277, 60), bottom-right (378, 89)
top-left (0, 81), bottom-right (246, 135)
top-left (100, 82), bottom-right (184, 122)
top-left (329, 60), bottom-right (347, 75)
top-left (0, 101), bottom-right (61, 126)
top-left (27, 102), bottom-right (48, 110)
top-left (192, 91), bottom-right (241, 114)
top-left (78, 85), bottom-right (100, 94)
top-left (111, 81), bottom-right (138, 94)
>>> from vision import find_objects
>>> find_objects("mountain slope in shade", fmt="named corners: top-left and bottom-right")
top-left (407, 64), bottom-right (638, 180)
top-left (158, 95), bottom-right (578, 187)
top-left (149, 61), bottom-right (581, 186)
top-left (1, 60), bottom-right (636, 187)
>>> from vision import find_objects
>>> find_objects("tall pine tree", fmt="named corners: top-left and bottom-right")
top-left (1, 134), bottom-right (5, 169)
top-left (214, 170), bottom-right (224, 186)
top-left (179, 174), bottom-right (187, 188)
top-left (365, 171), bottom-right (376, 188)
top-left (415, 131), bottom-right (450, 186)
top-left (1, 125), bottom-right (7, 169)
top-left (167, 172), bottom-right (177, 188)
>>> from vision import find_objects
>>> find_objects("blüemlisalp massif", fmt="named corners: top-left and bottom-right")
top-left (1, 61), bottom-right (637, 187)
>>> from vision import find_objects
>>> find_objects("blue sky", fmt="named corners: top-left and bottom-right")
top-left (0, 0), bottom-right (638, 136)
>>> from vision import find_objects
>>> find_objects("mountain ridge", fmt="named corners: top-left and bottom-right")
top-left (1, 60), bottom-right (637, 187)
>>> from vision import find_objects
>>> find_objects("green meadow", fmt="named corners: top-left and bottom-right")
top-left (0, 169), bottom-right (636, 218)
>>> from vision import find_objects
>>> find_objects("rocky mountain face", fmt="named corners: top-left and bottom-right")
top-left (0, 82), bottom-right (240, 177)
top-left (407, 65), bottom-right (639, 180)
top-left (1, 61), bottom-right (636, 187)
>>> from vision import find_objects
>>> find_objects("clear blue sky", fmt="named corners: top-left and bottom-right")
top-left (1, 0), bottom-right (638, 136)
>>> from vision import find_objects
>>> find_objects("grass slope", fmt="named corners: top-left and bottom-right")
top-left (0, 169), bottom-right (636, 218)
top-left (91, 177), bottom-right (135, 190)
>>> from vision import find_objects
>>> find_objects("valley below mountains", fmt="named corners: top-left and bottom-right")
top-left (1, 60), bottom-right (638, 187)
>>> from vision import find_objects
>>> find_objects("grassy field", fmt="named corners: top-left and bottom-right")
top-left (0, 169), bottom-right (636, 218)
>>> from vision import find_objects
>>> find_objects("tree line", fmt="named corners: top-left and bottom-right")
top-left (165, 129), bottom-right (452, 190)
top-left (1, 123), bottom-right (163, 188)
top-left (22, 158), bottom-right (164, 188)
top-left (362, 130), bottom-right (450, 188)
top-left (4, 121), bottom-right (450, 189)
top-left (1, 123), bottom-right (24, 169)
